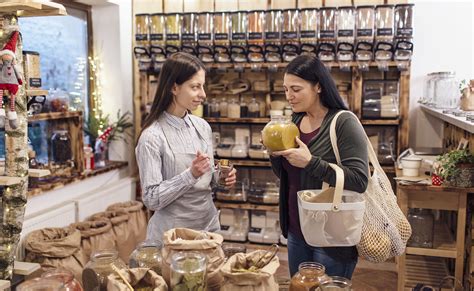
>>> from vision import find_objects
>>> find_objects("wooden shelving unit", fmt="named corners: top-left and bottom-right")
top-left (205, 117), bottom-right (270, 124)
top-left (361, 119), bottom-right (400, 125)
top-left (404, 255), bottom-right (454, 291)
top-left (406, 222), bottom-right (456, 259)
top-left (214, 201), bottom-right (278, 212)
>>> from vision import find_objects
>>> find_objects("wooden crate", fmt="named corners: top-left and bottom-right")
top-left (29, 111), bottom-right (85, 174)
top-left (404, 255), bottom-right (455, 291)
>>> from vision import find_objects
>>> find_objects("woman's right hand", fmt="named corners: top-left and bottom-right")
top-left (190, 151), bottom-right (211, 178)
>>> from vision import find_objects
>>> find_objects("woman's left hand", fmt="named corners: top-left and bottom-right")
top-left (272, 137), bottom-right (312, 168)
top-left (225, 168), bottom-right (237, 187)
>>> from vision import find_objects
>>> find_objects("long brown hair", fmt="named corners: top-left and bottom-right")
top-left (140, 52), bottom-right (206, 134)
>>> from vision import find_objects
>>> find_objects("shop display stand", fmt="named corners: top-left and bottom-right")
top-left (0, 0), bottom-right (66, 283)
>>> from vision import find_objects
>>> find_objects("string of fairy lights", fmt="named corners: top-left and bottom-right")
top-left (88, 55), bottom-right (106, 135)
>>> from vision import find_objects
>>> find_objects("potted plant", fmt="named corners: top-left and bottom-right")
top-left (435, 149), bottom-right (474, 187)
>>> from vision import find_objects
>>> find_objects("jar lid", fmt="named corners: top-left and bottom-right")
top-left (219, 159), bottom-right (230, 167)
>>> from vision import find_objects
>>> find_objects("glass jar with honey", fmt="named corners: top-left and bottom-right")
top-left (289, 262), bottom-right (329, 291)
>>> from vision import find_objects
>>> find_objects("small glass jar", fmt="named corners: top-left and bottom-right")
top-left (83, 250), bottom-right (127, 291)
top-left (170, 252), bottom-right (207, 291)
top-left (129, 240), bottom-right (163, 275)
top-left (262, 115), bottom-right (299, 152)
top-left (319, 276), bottom-right (352, 290)
top-left (17, 278), bottom-right (63, 291)
top-left (219, 98), bottom-right (228, 117)
top-left (51, 130), bottom-right (72, 164)
top-left (217, 159), bottom-right (234, 187)
top-left (248, 98), bottom-right (261, 118)
top-left (209, 98), bottom-right (220, 117)
top-left (227, 98), bottom-right (241, 118)
top-left (240, 100), bottom-right (248, 117)
top-left (407, 208), bottom-right (434, 248)
top-left (289, 262), bottom-right (329, 290)
top-left (41, 268), bottom-right (83, 291)
top-left (284, 106), bottom-right (293, 116)
top-left (29, 150), bottom-right (38, 168)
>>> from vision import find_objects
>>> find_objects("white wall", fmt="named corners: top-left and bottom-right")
top-left (409, 0), bottom-right (474, 148)
top-left (91, 1), bottom-right (134, 165)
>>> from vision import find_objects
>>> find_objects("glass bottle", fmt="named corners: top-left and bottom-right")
top-left (209, 98), bottom-right (220, 117)
top-left (240, 99), bottom-right (248, 117)
top-left (289, 262), bottom-right (329, 291)
top-left (51, 129), bottom-right (72, 164)
top-left (83, 250), bottom-right (127, 291)
top-left (41, 268), bottom-right (83, 291)
top-left (219, 97), bottom-right (228, 117)
top-left (29, 150), bottom-right (38, 168)
top-left (262, 115), bottom-right (300, 152)
top-left (217, 159), bottom-right (234, 187)
top-left (248, 98), bottom-right (261, 118)
top-left (17, 278), bottom-right (63, 291)
top-left (227, 98), bottom-right (241, 118)
top-left (407, 208), bottom-right (434, 248)
top-left (319, 276), bottom-right (352, 290)
top-left (170, 252), bottom-right (207, 291)
top-left (129, 240), bottom-right (163, 275)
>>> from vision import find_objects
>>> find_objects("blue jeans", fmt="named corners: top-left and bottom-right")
top-left (287, 232), bottom-right (358, 278)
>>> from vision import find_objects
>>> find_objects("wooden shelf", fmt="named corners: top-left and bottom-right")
top-left (26, 89), bottom-right (48, 96)
top-left (361, 119), bottom-right (400, 125)
top-left (0, 176), bottom-right (23, 186)
top-left (406, 223), bottom-right (457, 259)
top-left (203, 61), bottom-right (403, 70)
top-left (214, 201), bottom-right (278, 212)
top-left (0, 1), bottom-right (67, 17)
top-left (420, 104), bottom-right (474, 134)
top-left (28, 111), bottom-right (82, 122)
top-left (205, 117), bottom-right (270, 124)
top-left (404, 255), bottom-right (454, 290)
top-left (227, 159), bottom-right (271, 167)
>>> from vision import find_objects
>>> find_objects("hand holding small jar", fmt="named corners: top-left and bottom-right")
top-left (216, 159), bottom-right (237, 188)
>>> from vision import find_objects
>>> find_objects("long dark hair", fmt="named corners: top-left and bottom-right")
top-left (140, 52), bottom-right (206, 134)
top-left (285, 55), bottom-right (348, 110)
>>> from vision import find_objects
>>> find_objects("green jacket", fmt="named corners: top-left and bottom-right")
top-left (270, 109), bottom-right (369, 239)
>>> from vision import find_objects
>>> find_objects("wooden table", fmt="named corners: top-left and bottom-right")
top-left (397, 183), bottom-right (474, 290)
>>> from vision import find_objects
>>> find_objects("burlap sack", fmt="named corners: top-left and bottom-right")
top-left (25, 227), bottom-right (85, 282)
top-left (220, 250), bottom-right (280, 291)
top-left (162, 228), bottom-right (225, 290)
top-left (70, 219), bottom-right (116, 263)
top-left (87, 210), bottom-right (134, 262)
top-left (107, 268), bottom-right (167, 291)
top-left (107, 201), bottom-right (147, 247)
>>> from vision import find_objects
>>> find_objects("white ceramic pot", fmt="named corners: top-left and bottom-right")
top-left (401, 156), bottom-right (423, 177)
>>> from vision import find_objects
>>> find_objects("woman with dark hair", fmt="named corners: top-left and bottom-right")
top-left (270, 55), bottom-right (369, 278)
top-left (136, 52), bottom-right (237, 244)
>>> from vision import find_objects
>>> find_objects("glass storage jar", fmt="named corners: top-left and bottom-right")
top-left (227, 98), bottom-right (241, 118)
top-left (129, 240), bottom-right (163, 275)
top-left (51, 130), bottom-right (72, 164)
top-left (41, 268), bottom-right (83, 291)
top-left (262, 115), bottom-right (300, 152)
top-left (83, 249), bottom-right (127, 291)
top-left (209, 98), bottom-right (220, 117)
top-left (17, 278), bottom-right (63, 291)
top-left (248, 98), bottom-right (261, 118)
top-left (407, 208), bottom-right (434, 248)
top-left (319, 276), bottom-right (352, 290)
top-left (219, 97), bottom-right (228, 117)
top-left (432, 72), bottom-right (459, 109)
top-left (170, 252), bottom-right (207, 291)
top-left (289, 262), bottom-right (329, 290)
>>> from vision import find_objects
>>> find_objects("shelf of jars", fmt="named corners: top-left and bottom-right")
top-left (406, 222), bottom-right (457, 259)
top-left (214, 201), bottom-right (278, 212)
top-left (205, 117), bottom-right (270, 124)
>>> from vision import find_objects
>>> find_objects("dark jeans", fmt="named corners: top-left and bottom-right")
top-left (287, 232), bottom-right (358, 279)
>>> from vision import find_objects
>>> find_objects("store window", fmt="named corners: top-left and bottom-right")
top-left (0, 5), bottom-right (91, 162)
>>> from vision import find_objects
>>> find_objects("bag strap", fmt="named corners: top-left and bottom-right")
top-left (328, 110), bottom-right (384, 176)
top-left (327, 163), bottom-right (344, 211)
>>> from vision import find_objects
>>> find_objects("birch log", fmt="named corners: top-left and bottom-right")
top-left (0, 14), bottom-right (28, 280)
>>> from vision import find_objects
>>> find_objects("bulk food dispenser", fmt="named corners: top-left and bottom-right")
top-left (299, 8), bottom-right (318, 57)
top-left (264, 9), bottom-right (283, 67)
top-left (318, 7), bottom-right (337, 64)
top-left (165, 13), bottom-right (181, 57)
top-left (213, 11), bottom-right (231, 63)
top-left (197, 12), bottom-right (214, 63)
top-left (181, 12), bottom-right (197, 56)
top-left (230, 11), bottom-right (248, 65)
top-left (355, 6), bottom-right (375, 71)
top-left (281, 9), bottom-right (300, 62)
top-left (247, 10), bottom-right (266, 64)
top-left (336, 6), bottom-right (356, 71)
top-left (394, 4), bottom-right (414, 70)
top-left (134, 14), bottom-right (152, 71)
top-left (374, 5), bottom-right (395, 71)
top-left (149, 13), bottom-right (166, 72)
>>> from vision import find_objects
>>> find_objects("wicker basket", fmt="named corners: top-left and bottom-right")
top-left (448, 163), bottom-right (474, 188)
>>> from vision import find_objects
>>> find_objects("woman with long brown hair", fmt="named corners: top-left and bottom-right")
top-left (136, 52), bottom-right (237, 244)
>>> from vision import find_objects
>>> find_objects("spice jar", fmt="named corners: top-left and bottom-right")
top-left (262, 115), bottom-right (300, 151)
top-left (51, 130), bottom-right (72, 164)
top-left (217, 159), bottom-right (234, 187)
top-left (248, 97), bottom-right (261, 118)
top-left (41, 268), bottom-right (83, 291)
top-left (289, 262), bottom-right (329, 290)
top-left (170, 252), bottom-right (207, 291)
top-left (219, 97), bottom-right (228, 117)
top-left (83, 250), bottom-right (127, 291)
top-left (227, 98), bottom-right (241, 118)
top-left (407, 208), bottom-right (434, 248)
top-left (129, 240), bottom-right (163, 275)
top-left (17, 278), bottom-right (63, 291)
